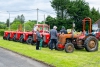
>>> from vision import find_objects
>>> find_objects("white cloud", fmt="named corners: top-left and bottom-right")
top-left (0, 0), bottom-right (56, 22)
top-left (0, 0), bottom-right (100, 23)
top-left (85, 0), bottom-right (100, 10)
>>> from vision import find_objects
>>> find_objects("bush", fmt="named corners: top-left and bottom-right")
top-left (0, 29), bottom-right (5, 36)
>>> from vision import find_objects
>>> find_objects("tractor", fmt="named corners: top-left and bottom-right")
top-left (3, 24), bottom-right (23, 41)
top-left (31, 24), bottom-right (50, 47)
top-left (56, 17), bottom-right (98, 53)
top-left (12, 31), bottom-right (24, 42)
top-left (19, 24), bottom-right (50, 46)
top-left (3, 31), bottom-right (10, 40)
top-left (3, 31), bottom-right (16, 41)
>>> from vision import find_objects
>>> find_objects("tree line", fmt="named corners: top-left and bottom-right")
top-left (46, 0), bottom-right (100, 31)
top-left (0, 14), bottom-right (42, 31)
top-left (1, 0), bottom-right (100, 32)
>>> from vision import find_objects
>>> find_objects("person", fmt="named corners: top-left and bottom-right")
top-left (60, 26), bottom-right (67, 34)
top-left (36, 28), bottom-right (42, 50)
top-left (50, 26), bottom-right (58, 50)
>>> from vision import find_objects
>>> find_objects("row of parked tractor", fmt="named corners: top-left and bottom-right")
top-left (3, 17), bottom-right (99, 53)
top-left (3, 24), bottom-right (50, 46)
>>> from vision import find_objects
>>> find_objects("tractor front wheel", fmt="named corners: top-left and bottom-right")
top-left (65, 43), bottom-right (74, 53)
top-left (84, 36), bottom-right (98, 52)
top-left (3, 36), bottom-right (6, 40)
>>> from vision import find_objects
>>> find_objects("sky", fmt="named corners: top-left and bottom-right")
top-left (0, 0), bottom-right (100, 23)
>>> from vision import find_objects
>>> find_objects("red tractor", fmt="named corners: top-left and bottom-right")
top-left (8, 31), bottom-right (16, 40)
top-left (3, 31), bottom-right (10, 40)
top-left (32, 24), bottom-right (50, 47)
top-left (19, 31), bottom-right (33, 44)
top-left (19, 24), bottom-right (50, 47)
top-left (56, 17), bottom-right (98, 53)
top-left (96, 33), bottom-right (100, 40)
top-left (3, 24), bottom-right (23, 41)
top-left (12, 31), bottom-right (23, 42)
top-left (95, 28), bottom-right (100, 40)
top-left (3, 31), bottom-right (16, 41)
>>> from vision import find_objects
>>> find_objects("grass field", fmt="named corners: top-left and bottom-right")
top-left (0, 37), bottom-right (100, 67)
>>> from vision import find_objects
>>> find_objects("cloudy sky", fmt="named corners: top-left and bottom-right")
top-left (0, 0), bottom-right (100, 22)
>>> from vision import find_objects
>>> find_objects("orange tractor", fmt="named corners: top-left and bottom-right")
top-left (56, 17), bottom-right (98, 53)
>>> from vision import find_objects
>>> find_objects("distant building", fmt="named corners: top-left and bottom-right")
top-left (95, 19), bottom-right (100, 28)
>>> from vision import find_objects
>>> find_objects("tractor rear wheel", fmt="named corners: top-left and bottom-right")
top-left (7, 34), bottom-right (10, 40)
top-left (19, 35), bottom-right (24, 43)
top-left (84, 36), bottom-right (98, 52)
top-left (13, 34), bottom-right (16, 41)
top-left (48, 41), bottom-right (51, 49)
top-left (65, 43), bottom-right (74, 53)
top-left (26, 36), bottom-right (33, 44)
top-left (30, 36), bottom-right (35, 45)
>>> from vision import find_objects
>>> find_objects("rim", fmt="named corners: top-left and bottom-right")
top-left (88, 40), bottom-right (96, 49)
top-left (67, 45), bottom-right (73, 52)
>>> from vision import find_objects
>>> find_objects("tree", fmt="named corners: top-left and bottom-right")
top-left (51, 0), bottom-right (69, 19)
top-left (50, 0), bottom-right (91, 31)
top-left (22, 20), bottom-right (36, 31)
top-left (10, 21), bottom-right (21, 30)
top-left (0, 22), bottom-right (6, 29)
top-left (45, 15), bottom-right (57, 29)
top-left (66, 0), bottom-right (90, 31)
top-left (90, 7), bottom-right (100, 23)
top-left (12, 14), bottom-right (25, 24)
top-left (20, 14), bottom-right (25, 24)
top-left (6, 19), bottom-right (9, 27)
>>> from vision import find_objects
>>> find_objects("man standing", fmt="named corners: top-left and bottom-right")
top-left (36, 28), bottom-right (42, 50)
top-left (60, 26), bottom-right (67, 34)
top-left (50, 26), bottom-right (57, 50)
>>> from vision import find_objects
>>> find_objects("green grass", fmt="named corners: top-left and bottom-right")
top-left (0, 37), bottom-right (100, 67)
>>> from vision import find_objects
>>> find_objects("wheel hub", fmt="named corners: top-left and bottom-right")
top-left (89, 40), bottom-right (95, 49)
top-left (68, 45), bottom-right (73, 52)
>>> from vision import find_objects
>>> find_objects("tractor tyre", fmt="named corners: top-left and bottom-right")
top-left (65, 43), bottom-right (74, 53)
top-left (13, 34), bottom-right (16, 41)
top-left (31, 41), bottom-right (35, 45)
top-left (48, 40), bottom-right (51, 49)
top-left (84, 36), bottom-right (98, 52)
top-left (31, 36), bottom-right (34, 45)
top-left (42, 36), bottom-right (48, 47)
top-left (56, 42), bottom-right (64, 51)
top-left (3, 36), bottom-right (6, 40)
top-left (19, 35), bottom-right (24, 43)
top-left (26, 36), bottom-right (33, 44)
top-left (20, 38), bottom-right (24, 43)
top-left (7, 34), bottom-right (10, 40)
